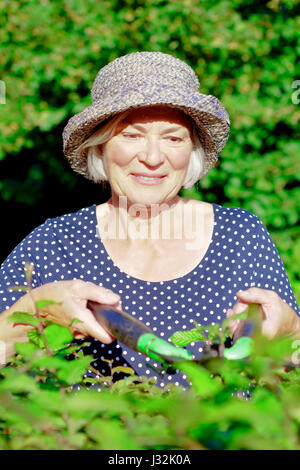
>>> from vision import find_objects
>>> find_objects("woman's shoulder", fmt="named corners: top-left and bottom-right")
top-left (185, 199), bottom-right (263, 225)
top-left (15, 205), bottom-right (97, 246)
top-left (212, 202), bottom-right (262, 222)
top-left (43, 205), bottom-right (96, 228)
top-left (211, 203), bottom-right (269, 240)
top-left (1, 205), bottom-right (97, 267)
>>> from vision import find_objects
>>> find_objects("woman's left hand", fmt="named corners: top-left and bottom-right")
top-left (226, 287), bottom-right (300, 340)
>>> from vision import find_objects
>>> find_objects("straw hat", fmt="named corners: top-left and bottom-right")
top-left (62, 51), bottom-right (230, 179)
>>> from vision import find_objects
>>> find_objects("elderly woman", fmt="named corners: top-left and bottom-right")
top-left (0, 52), bottom-right (299, 388)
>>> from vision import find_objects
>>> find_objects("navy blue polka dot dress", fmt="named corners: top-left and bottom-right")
top-left (0, 203), bottom-right (299, 389)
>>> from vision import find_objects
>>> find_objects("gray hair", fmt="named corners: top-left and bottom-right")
top-left (77, 109), bottom-right (205, 189)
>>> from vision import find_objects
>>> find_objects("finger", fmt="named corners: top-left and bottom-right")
top-left (65, 297), bottom-right (115, 343)
top-left (226, 308), bottom-right (236, 331)
top-left (226, 300), bottom-right (251, 336)
top-left (236, 288), bottom-right (277, 306)
top-left (84, 313), bottom-right (115, 343)
top-left (261, 319), bottom-right (279, 340)
top-left (72, 331), bottom-right (85, 340)
top-left (226, 308), bottom-right (242, 336)
top-left (233, 319), bottom-right (248, 340)
top-left (75, 282), bottom-right (121, 305)
top-left (232, 299), bottom-right (250, 316)
top-left (228, 321), bottom-right (239, 336)
top-left (110, 302), bottom-right (123, 314)
top-left (226, 308), bottom-right (234, 318)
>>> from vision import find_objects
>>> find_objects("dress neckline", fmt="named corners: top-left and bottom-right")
top-left (92, 202), bottom-right (218, 285)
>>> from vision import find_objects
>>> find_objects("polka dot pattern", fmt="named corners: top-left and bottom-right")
top-left (0, 203), bottom-right (299, 389)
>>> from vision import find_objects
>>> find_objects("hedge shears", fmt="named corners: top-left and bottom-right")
top-left (87, 301), bottom-right (254, 373)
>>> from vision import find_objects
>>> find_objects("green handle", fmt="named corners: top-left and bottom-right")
top-left (224, 337), bottom-right (253, 360)
top-left (138, 333), bottom-right (193, 364)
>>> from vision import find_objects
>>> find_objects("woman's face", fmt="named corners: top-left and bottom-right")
top-left (101, 106), bottom-right (193, 207)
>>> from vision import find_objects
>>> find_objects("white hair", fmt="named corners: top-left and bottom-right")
top-left (77, 109), bottom-right (205, 189)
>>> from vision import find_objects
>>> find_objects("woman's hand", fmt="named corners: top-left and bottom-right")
top-left (226, 287), bottom-right (300, 340)
top-left (29, 280), bottom-right (121, 343)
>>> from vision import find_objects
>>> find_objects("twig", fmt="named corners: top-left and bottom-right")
top-left (25, 262), bottom-right (52, 357)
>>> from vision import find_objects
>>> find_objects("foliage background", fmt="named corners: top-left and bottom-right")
top-left (0, 0), bottom-right (299, 301)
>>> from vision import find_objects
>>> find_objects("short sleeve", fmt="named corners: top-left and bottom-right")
top-left (253, 215), bottom-right (300, 316)
top-left (0, 220), bottom-right (52, 312)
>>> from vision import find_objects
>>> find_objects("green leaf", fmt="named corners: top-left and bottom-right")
top-left (27, 329), bottom-right (44, 348)
top-left (112, 366), bottom-right (135, 376)
top-left (69, 318), bottom-right (83, 326)
top-left (177, 362), bottom-right (223, 398)
top-left (87, 418), bottom-right (139, 450)
top-left (24, 262), bottom-right (34, 286)
top-left (65, 432), bottom-right (87, 449)
top-left (170, 328), bottom-right (206, 346)
top-left (7, 311), bottom-right (39, 327)
top-left (0, 373), bottom-right (39, 394)
top-left (7, 286), bottom-right (28, 292)
top-left (56, 355), bottom-right (93, 385)
top-left (82, 377), bottom-right (109, 385)
top-left (44, 324), bottom-right (73, 351)
top-left (14, 342), bottom-right (39, 360)
top-left (29, 355), bottom-right (67, 371)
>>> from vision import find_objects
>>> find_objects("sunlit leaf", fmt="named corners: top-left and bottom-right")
top-left (112, 366), bottom-right (135, 376)
top-left (14, 342), bottom-right (39, 360)
top-left (170, 328), bottom-right (206, 347)
top-left (44, 324), bottom-right (73, 351)
top-left (7, 311), bottom-right (39, 327)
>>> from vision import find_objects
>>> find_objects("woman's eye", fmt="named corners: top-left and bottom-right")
top-left (166, 136), bottom-right (183, 143)
top-left (122, 133), bottom-right (142, 139)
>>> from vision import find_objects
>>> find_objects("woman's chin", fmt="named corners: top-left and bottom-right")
top-left (126, 193), bottom-right (177, 209)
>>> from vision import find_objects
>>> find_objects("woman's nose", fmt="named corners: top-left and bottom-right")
top-left (137, 138), bottom-right (165, 166)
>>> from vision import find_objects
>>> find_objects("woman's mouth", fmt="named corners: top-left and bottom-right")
top-left (130, 174), bottom-right (167, 185)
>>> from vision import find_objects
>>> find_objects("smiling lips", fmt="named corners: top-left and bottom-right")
top-left (130, 173), bottom-right (167, 185)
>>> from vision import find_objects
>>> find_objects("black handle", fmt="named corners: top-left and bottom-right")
top-left (87, 300), bottom-right (153, 351)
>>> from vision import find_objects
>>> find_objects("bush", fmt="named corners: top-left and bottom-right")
top-left (0, 0), bottom-right (299, 300)
top-left (1, 291), bottom-right (300, 450)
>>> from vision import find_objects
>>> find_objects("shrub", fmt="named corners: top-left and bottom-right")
top-left (1, 291), bottom-right (300, 450)
top-left (0, 0), bottom-right (299, 299)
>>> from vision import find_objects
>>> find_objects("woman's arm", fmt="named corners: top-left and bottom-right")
top-left (226, 212), bottom-right (300, 340)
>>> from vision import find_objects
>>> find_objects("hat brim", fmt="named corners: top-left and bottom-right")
top-left (63, 85), bottom-right (230, 179)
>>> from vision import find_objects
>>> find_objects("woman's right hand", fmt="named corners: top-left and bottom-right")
top-left (28, 280), bottom-right (121, 343)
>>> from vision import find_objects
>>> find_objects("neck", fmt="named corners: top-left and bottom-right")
top-left (104, 194), bottom-right (190, 242)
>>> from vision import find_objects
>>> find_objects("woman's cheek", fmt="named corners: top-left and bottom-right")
top-left (103, 143), bottom-right (133, 174)
top-left (111, 143), bottom-right (136, 166)
top-left (171, 149), bottom-right (191, 170)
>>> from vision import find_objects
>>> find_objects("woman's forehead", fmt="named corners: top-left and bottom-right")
top-left (122, 105), bottom-right (192, 129)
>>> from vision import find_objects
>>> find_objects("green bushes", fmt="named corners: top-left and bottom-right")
top-left (1, 0), bottom-right (299, 300)
top-left (1, 296), bottom-right (300, 450)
